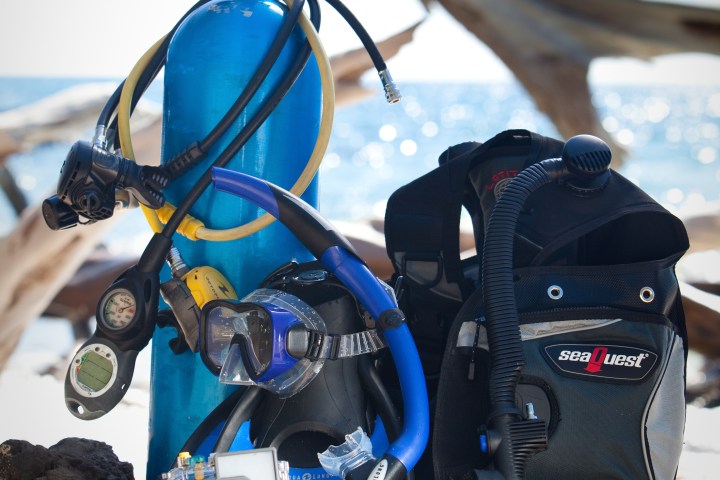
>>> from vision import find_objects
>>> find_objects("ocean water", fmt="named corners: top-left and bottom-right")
top-left (0, 76), bottom-right (718, 255)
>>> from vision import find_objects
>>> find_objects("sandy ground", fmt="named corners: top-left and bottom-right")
top-left (1, 319), bottom-right (718, 480)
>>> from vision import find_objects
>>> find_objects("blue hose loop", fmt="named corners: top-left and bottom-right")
top-left (212, 166), bottom-right (430, 474)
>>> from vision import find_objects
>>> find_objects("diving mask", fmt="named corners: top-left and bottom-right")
top-left (201, 288), bottom-right (384, 397)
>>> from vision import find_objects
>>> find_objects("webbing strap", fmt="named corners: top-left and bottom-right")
top-left (305, 329), bottom-right (385, 361)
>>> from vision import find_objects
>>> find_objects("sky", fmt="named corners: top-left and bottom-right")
top-left (0, 0), bottom-right (719, 85)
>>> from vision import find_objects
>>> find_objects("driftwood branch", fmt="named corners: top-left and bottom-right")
top-left (682, 282), bottom-right (720, 358)
top-left (435, 0), bottom-right (720, 166)
top-left (0, 206), bottom-right (118, 371)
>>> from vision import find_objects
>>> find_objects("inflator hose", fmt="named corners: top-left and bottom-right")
top-left (480, 133), bottom-right (613, 479)
top-left (480, 158), bottom-right (564, 479)
top-left (358, 356), bottom-right (401, 442)
top-left (482, 159), bottom-right (563, 411)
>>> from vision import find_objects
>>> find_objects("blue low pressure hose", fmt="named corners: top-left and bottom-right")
top-left (211, 166), bottom-right (429, 478)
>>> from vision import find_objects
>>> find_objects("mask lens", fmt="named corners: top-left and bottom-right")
top-left (203, 303), bottom-right (269, 374)
top-left (238, 309), bottom-right (273, 379)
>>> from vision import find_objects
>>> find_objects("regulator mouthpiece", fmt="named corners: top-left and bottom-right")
top-left (561, 134), bottom-right (612, 194)
top-left (42, 141), bottom-right (169, 230)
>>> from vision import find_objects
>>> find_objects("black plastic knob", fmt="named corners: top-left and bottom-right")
top-left (561, 134), bottom-right (612, 194)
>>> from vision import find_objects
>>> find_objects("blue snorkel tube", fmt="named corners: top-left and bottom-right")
top-left (211, 166), bottom-right (429, 480)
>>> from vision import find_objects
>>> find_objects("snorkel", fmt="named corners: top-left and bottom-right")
top-left (212, 167), bottom-right (430, 480)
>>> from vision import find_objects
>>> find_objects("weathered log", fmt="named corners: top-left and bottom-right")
top-left (0, 202), bottom-right (120, 372)
top-left (679, 201), bottom-right (720, 254)
top-left (0, 131), bottom-right (19, 160)
top-left (0, 83), bottom-right (160, 150)
top-left (435, 0), bottom-right (720, 166)
top-left (681, 282), bottom-right (720, 359)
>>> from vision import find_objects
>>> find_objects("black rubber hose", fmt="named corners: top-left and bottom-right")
top-left (176, 386), bottom-right (245, 459)
top-left (96, 81), bottom-right (124, 129)
top-left (160, 0), bottom-right (309, 180)
top-left (196, 0), bottom-right (307, 153)
top-left (213, 387), bottom-right (264, 453)
top-left (161, 18), bottom-right (314, 236)
top-left (358, 356), bottom-right (401, 441)
top-left (323, 0), bottom-right (386, 72)
top-left (358, 357), bottom-right (416, 480)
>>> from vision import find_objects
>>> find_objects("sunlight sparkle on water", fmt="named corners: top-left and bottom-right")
top-left (400, 139), bottom-right (418, 156)
top-left (700, 123), bottom-right (718, 139)
top-left (616, 128), bottom-right (635, 146)
top-left (665, 188), bottom-right (685, 204)
top-left (697, 147), bottom-right (717, 165)
top-left (378, 124), bottom-right (397, 142)
top-left (643, 97), bottom-right (670, 123)
top-left (321, 152), bottom-right (341, 170)
top-left (666, 126), bottom-right (683, 143)
top-left (403, 98), bottom-right (423, 119)
top-left (684, 128), bottom-right (701, 144)
top-left (422, 121), bottom-right (439, 137)
top-left (602, 92), bottom-right (623, 110)
top-left (18, 175), bottom-right (37, 191)
top-left (602, 116), bottom-right (619, 133)
top-left (709, 93), bottom-right (720, 117)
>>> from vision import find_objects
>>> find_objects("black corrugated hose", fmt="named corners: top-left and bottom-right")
top-left (480, 158), bottom-right (564, 479)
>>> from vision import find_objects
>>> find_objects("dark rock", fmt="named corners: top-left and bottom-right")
top-left (0, 439), bottom-right (54, 480)
top-left (0, 437), bottom-right (134, 480)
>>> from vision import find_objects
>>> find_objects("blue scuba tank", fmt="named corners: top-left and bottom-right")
top-left (150, 0), bottom-right (321, 477)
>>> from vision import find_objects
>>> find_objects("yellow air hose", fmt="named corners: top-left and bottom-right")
top-left (118, 36), bottom-right (168, 233)
top-left (117, 0), bottom-right (334, 241)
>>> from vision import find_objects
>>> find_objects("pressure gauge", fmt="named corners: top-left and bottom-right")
top-left (99, 288), bottom-right (138, 330)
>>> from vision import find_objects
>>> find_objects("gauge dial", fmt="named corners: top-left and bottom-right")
top-left (100, 288), bottom-right (137, 330)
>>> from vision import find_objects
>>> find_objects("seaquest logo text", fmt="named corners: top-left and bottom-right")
top-left (544, 344), bottom-right (658, 382)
